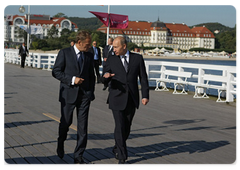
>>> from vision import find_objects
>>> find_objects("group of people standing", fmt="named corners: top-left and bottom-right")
top-left (52, 30), bottom-right (150, 164)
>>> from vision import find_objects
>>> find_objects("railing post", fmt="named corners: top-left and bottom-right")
top-left (37, 54), bottom-right (41, 68)
top-left (226, 71), bottom-right (234, 102)
top-left (198, 67), bottom-right (204, 93)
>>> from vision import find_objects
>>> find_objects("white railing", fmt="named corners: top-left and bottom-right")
top-left (4, 49), bottom-right (236, 102)
top-left (145, 61), bottom-right (236, 102)
top-left (4, 49), bottom-right (57, 70)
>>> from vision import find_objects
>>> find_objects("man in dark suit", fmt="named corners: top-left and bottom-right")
top-left (102, 37), bottom-right (114, 90)
top-left (102, 36), bottom-right (149, 164)
top-left (52, 31), bottom-right (95, 164)
top-left (18, 42), bottom-right (29, 68)
top-left (88, 41), bottom-right (102, 83)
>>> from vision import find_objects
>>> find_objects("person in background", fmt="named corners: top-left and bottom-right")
top-left (89, 41), bottom-right (102, 83)
top-left (70, 40), bottom-right (75, 46)
top-left (18, 42), bottom-right (29, 68)
top-left (52, 30), bottom-right (95, 164)
top-left (102, 37), bottom-right (114, 90)
top-left (102, 36), bottom-right (149, 164)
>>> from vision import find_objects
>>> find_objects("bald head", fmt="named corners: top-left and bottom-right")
top-left (113, 36), bottom-right (128, 56)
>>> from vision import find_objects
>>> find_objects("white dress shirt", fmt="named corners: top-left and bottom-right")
top-left (71, 45), bottom-right (81, 85)
top-left (120, 50), bottom-right (130, 65)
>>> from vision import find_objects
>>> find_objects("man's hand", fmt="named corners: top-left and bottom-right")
top-left (142, 98), bottom-right (149, 105)
top-left (75, 77), bottom-right (84, 85)
top-left (103, 73), bottom-right (115, 78)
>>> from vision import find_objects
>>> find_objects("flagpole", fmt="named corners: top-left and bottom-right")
top-left (106, 5), bottom-right (110, 45)
top-left (27, 5), bottom-right (30, 51)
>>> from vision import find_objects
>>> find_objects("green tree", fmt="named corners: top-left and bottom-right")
top-left (53, 13), bottom-right (67, 18)
top-left (48, 25), bottom-right (59, 38)
top-left (32, 41), bottom-right (38, 50)
top-left (127, 42), bottom-right (138, 51)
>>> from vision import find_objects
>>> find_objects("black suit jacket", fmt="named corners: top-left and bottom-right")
top-left (52, 46), bottom-right (95, 104)
top-left (18, 45), bottom-right (28, 57)
top-left (103, 45), bottom-right (113, 59)
top-left (103, 51), bottom-right (149, 110)
top-left (89, 46), bottom-right (102, 64)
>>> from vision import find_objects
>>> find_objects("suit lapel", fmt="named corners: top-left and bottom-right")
top-left (127, 52), bottom-right (135, 74)
top-left (70, 46), bottom-right (81, 73)
top-left (115, 55), bottom-right (127, 74)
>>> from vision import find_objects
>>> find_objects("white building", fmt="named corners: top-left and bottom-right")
top-left (97, 19), bottom-right (215, 50)
top-left (4, 14), bottom-right (78, 44)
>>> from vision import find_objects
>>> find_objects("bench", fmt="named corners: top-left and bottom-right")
top-left (191, 74), bottom-right (228, 102)
top-left (150, 70), bottom-right (192, 94)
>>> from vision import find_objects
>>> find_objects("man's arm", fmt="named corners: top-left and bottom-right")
top-left (52, 49), bottom-right (72, 86)
top-left (139, 55), bottom-right (149, 104)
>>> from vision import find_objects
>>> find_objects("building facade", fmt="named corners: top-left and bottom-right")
top-left (4, 14), bottom-right (78, 44)
top-left (97, 19), bottom-right (215, 50)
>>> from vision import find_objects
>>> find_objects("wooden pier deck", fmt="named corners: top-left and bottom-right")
top-left (4, 63), bottom-right (236, 164)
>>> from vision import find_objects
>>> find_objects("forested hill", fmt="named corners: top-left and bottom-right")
top-left (189, 22), bottom-right (235, 33)
top-left (67, 17), bottom-right (103, 30)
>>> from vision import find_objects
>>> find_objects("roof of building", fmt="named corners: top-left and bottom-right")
top-left (150, 18), bottom-right (167, 30)
top-left (10, 15), bottom-right (78, 28)
top-left (97, 20), bottom-right (215, 38)
top-left (191, 26), bottom-right (215, 38)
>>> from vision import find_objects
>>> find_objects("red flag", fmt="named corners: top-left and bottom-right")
top-left (89, 11), bottom-right (109, 26)
top-left (109, 13), bottom-right (128, 29)
top-left (89, 11), bottom-right (128, 29)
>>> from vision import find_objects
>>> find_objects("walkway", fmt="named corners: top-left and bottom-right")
top-left (4, 63), bottom-right (236, 164)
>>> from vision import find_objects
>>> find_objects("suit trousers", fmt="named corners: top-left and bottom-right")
top-left (58, 89), bottom-right (91, 159)
top-left (93, 60), bottom-right (100, 82)
top-left (112, 94), bottom-right (136, 160)
top-left (20, 54), bottom-right (26, 68)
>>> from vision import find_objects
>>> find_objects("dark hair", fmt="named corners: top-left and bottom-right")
top-left (109, 37), bottom-right (114, 42)
top-left (75, 30), bottom-right (91, 43)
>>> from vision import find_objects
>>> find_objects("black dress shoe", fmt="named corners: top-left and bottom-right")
top-left (112, 148), bottom-right (119, 160)
top-left (74, 157), bottom-right (86, 164)
top-left (102, 86), bottom-right (107, 91)
top-left (118, 159), bottom-right (125, 164)
top-left (57, 147), bottom-right (64, 159)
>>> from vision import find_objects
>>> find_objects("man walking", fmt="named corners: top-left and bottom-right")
top-left (102, 36), bottom-right (149, 164)
top-left (89, 41), bottom-right (102, 83)
top-left (18, 42), bottom-right (28, 68)
top-left (102, 37), bottom-right (114, 90)
top-left (52, 31), bottom-right (95, 164)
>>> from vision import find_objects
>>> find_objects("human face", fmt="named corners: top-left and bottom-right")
top-left (113, 38), bottom-right (127, 56)
top-left (77, 38), bottom-right (91, 52)
top-left (108, 39), bottom-right (113, 45)
top-left (92, 41), bottom-right (97, 47)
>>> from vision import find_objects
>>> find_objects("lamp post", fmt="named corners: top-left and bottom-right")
top-left (19, 5), bottom-right (30, 51)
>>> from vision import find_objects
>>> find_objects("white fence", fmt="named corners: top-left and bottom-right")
top-left (4, 49), bottom-right (57, 70)
top-left (4, 49), bottom-right (236, 102)
top-left (145, 61), bottom-right (236, 102)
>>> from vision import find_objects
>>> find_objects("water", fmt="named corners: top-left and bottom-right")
top-left (144, 58), bottom-right (236, 98)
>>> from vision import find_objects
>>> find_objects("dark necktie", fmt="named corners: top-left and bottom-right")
top-left (123, 55), bottom-right (128, 72)
top-left (78, 52), bottom-right (83, 70)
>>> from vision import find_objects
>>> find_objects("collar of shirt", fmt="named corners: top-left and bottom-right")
top-left (73, 44), bottom-right (80, 55)
top-left (120, 50), bottom-right (130, 63)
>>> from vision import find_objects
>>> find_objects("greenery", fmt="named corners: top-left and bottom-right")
top-left (27, 14), bottom-right (236, 53)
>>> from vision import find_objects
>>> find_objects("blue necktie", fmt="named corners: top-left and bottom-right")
top-left (78, 52), bottom-right (83, 70)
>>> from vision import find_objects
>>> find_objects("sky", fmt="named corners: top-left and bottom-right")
top-left (4, 4), bottom-right (237, 28)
